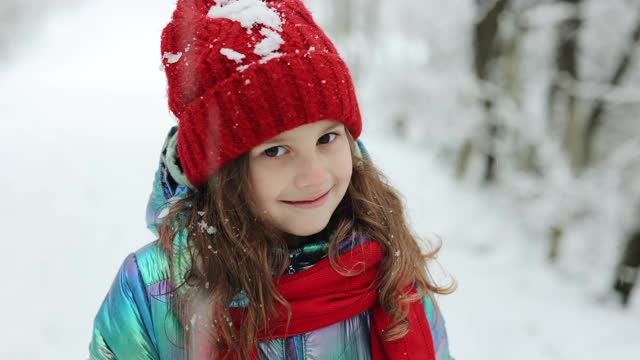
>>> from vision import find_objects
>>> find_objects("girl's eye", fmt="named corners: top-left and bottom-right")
top-left (318, 132), bottom-right (337, 144)
top-left (264, 146), bottom-right (287, 158)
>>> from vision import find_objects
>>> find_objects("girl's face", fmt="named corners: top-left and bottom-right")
top-left (248, 120), bottom-right (353, 237)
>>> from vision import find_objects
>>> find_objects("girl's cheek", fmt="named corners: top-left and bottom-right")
top-left (334, 152), bottom-right (353, 182)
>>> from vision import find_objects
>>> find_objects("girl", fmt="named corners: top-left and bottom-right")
top-left (90, 0), bottom-right (455, 359)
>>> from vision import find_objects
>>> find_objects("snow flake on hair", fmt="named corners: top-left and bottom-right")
top-left (198, 219), bottom-right (217, 235)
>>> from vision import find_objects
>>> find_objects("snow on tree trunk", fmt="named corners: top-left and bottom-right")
top-left (547, 0), bottom-right (583, 172)
top-left (584, 12), bottom-right (640, 168)
top-left (543, 0), bottom-right (582, 261)
top-left (459, 0), bottom-right (509, 182)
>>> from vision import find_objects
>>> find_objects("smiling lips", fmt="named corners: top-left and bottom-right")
top-left (282, 189), bottom-right (331, 208)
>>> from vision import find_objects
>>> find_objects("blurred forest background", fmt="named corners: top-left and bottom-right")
top-left (303, 0), bottom-right (640, 307)
top-left (1, 0), bottom-right (639, 358)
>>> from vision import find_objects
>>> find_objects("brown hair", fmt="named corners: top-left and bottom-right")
top-left (159, 131), bottom-right (456, 359)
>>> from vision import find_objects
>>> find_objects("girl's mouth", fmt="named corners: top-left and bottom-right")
top-left (282, 189), bottom-right (331, 209)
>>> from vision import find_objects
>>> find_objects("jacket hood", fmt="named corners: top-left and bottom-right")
top-left (145, 126), bottom-right (192, 238)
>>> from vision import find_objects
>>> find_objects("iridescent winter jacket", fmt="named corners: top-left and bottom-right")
top-left (89, 128), bottom-right (454, 359)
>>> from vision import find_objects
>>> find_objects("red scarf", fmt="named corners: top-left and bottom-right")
top-left (198, 242), bottom-right (435, 359)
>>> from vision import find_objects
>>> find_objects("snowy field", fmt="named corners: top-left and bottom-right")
top-left (0, 0), bottom-right (638, 358)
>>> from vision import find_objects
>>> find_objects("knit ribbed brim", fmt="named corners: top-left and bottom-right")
top-left (176, 51), bottom-right (361, 187)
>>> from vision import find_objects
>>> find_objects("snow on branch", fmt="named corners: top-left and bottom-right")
top-left (553, 71), bottom-right (640, 104)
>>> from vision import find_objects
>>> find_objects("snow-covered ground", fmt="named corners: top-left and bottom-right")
top-left (0, 0), bottom-right (638, 359)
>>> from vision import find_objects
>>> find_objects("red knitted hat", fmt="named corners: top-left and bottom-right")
top-left (160, 0), bottom-right (362, 188)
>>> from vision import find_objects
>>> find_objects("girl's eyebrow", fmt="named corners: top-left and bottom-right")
top-left (261, 123), bottom-right (342, 146)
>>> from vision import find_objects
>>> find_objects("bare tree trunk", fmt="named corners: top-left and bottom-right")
top-left (583, 15), bottom-right (640, 168)
top-left (455, 140), bottom-right (474, 179)
top-left (457, 0), bottom-right (509, 181)
top-left (544, 0), bottom-right (582, 259)
top-left (613, 230), bottom-right (640, 306)
top-left (483, 118), bottom-right (499, 183)
top-left (549, 226), bottom-right (563, 263)
top-left (548, 0), bottom-right (583, 172)
top-left (473, 0), bottom-right (509, 80)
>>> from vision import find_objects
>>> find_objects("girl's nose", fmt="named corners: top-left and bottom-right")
top-left (294, 154), bottom-right (329, 190)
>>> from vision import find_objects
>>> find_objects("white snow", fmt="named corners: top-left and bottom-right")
top-left (522, 2), bottom-right (580, 28)
top-left (207, 0), bottom-right (283, 32)
top-left (305, 45), bottom-right (315, 56)
top-left (254, 27), bottom-right (284, 57)
top-left (220, 47), bottom-right (246, 63)
top-left (162, 51), bottom-right (182, 64)
top-left (237, 64), bottom-right (251, 72)
top-left (258, 51), bottom-right (283, 64)
top-left (209, 1), bottom-right (285, 69)
top-left (0, 0), bottom-right (638, 359)
top-left (161, 44), bottom-right (190, 67)
top-left (197, 220), bottom-right (209, 232)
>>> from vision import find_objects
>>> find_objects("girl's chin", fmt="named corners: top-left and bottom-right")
top-left (286, 226), bottom-right (324, 237)
top-left (282, 220), bottom-right (330, 237)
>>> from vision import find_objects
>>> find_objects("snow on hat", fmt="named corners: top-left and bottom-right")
top-left (161, 0), bottom-right (362, 188)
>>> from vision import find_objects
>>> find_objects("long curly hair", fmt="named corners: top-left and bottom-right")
top-left (158, 130), bottom-right (456, 359)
